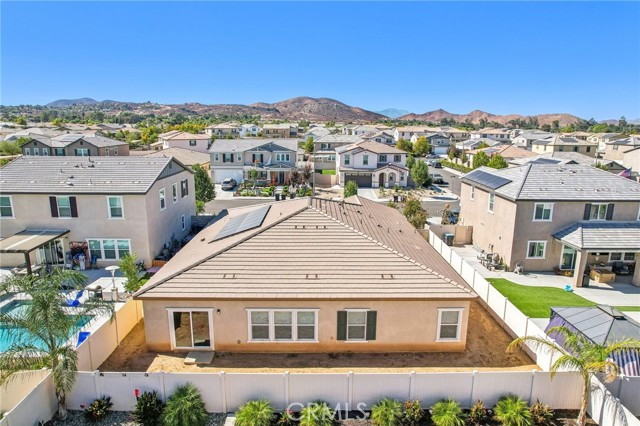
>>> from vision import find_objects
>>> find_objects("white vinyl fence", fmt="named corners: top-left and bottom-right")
top-left (0, 371), bottom-right (56, 426)
top-left (67, 370), bottom-right (583, 413)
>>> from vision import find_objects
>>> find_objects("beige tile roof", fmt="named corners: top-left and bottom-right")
top-left (159, 131), bottom-right (209, 140)
top-left (338, 140), bottom-right (407, 155)
top-left (135, 197), bottom-right (475, 301)
top-left (145, 147), bottom-right (210, 166)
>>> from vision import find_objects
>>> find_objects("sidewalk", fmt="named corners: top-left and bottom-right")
top-left (357, 187), bottom-right (458, 203)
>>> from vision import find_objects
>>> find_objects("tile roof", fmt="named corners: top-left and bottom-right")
top-left (532, 136), bottom-right (596, 146)
top-left (461, 163), bottom-right (640, 201)
top-left (210, 138), bottom-right (299, 153)
top-left (552, 221), bottom-right (640, 250)
top-left (134, 196), bottom-right (475, 300)
top-left (159, 131), bottom-right (209, 140)
top-left (315, 134), bottom-right (365, 144)
top-left (0, 156), bottom-right (189, 194)
top-left (50, 133), bottom-right (127, 148)
top-left (549, 305), bottom-right (640, 345)
top-left (336, 140), bottom-right (407, 155)
top-left (145, 147), bottom-right (210, 166)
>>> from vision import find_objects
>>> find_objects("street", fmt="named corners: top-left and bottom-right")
top-left (434, 168), bottom-right (462, 195)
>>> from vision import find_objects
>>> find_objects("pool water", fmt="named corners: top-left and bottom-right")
top-left (0, 300), bottom-right (93, 352)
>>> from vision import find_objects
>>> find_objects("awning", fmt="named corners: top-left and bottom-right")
top-left (552, 221), bottom-right (640, 251)
top-left (0, 229), bottom-right (69, 254)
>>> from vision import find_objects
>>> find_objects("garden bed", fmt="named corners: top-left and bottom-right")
top-left (47, 411), bottom-right (226, 426)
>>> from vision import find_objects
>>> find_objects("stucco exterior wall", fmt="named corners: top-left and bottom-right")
top-left (162, 138), bottom-right (210, 153)
top-left (140, 298), bottom-right (471, 353)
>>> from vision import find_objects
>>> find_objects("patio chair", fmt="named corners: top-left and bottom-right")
top-left (65, 290), bottom-right (84, 307)
top-left (89, 255), bottom-right (98, 270)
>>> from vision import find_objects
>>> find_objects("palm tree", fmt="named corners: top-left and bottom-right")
top-left (507, 326), bottom-right (640, 426)
top-left (0, 269), bottom-right (114, 420)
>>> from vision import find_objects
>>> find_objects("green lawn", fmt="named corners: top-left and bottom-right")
top-left (615, 306), bottom-right (640, 312)
top-left (487, 278), bottom-right (595, 318)
top-left (319, 169), bottom-right (336, 175)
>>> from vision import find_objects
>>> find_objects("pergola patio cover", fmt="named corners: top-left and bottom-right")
top-left (0, 229), bottom-right (69, 254)
top-left (552, 221), bottom-right (640, 251)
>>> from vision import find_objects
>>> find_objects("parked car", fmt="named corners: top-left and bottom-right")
top-left (429, 173), bottom-right (445, 184)
top-left (611, 261), bottom-right (632, 275)
top-left (426, 154), bottom-right (439, 159)
top-left (221, 178), bottom-right (237, 190)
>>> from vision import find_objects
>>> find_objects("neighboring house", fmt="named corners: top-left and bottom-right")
top-left (20, 133), bottom-right (129, 157)
top-left (336, 140), bottom-right (409, 188)
top-left (0, 156), bottom-right (195, 269)
top-left (601, 136), bottom-right (640, 163)
top-left (531, 136), bottom-right (598, 157)
top-left (210, 138), bottom-right (299, 185)
top-left (394, 126), bottom-right (431, 142)
top-left (623, 147), bottom-right (640, 176)
top-left (587, 133), bottom-right (624, 151)
top-left (410, 133), bottom-right (451, 155)
top-left (145, 147), bottom-right (211, 170)
top-left (350, 125), bottom-right (379, 135)
top-left (563, 131), bottom-right (592, 141)
top-left (510, 151), bottom-right (627, 174)
top-left (363, 131), bottom-right (395, 145)
top-left (3, 127), bottom-right (61, 141)
top-left (205, 123), bottom-right (241, 138)
top-left (459, 163), bottom-right (640, 287)
top-left (239, 124), bottom-right (261, 138)
top-left (134, 196), bottom-right (476, 353)
top-left (511, 132), bottom-right (555, 149)
top-left (465, 145), bottom-right (535, 168)
top-left (304, 126), bottom-right (331, 141)
top-left (469, 128), bottom-right (512, 143)
top-left (455, 138), bottom-right (501, 151)
top-left (314, 134), bottom-right (365, 171)
top-left (263, 123), bottom-right (299, 138)
top-left (158, 131), bottom-right (211, 153)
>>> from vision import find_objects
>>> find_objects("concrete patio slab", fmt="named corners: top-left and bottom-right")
top-left (184, 351), bottom-right (214, 365)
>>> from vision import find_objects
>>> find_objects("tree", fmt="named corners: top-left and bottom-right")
top-left (403, 197), bottom-right (427, 229)
top-left (0, 270), bottom-right (114, 419)
top-left (344, 180), bottom-right (358, 198)
top-left (413, 136), bottom-right (431, 157)
top-left (302, 163), bottom-right (312, 182)
top-left (508, 326), bottom-right (640, 426)
top-left (120, 253), bottom-right (142, 293)
top-left (396, 138), bottom-right (413, 153)
top-left (460, 150), bottom-right (468, 165)
top-left (405, 154), bottom-right (415, 170)
top-left (192, 164), bottom-right (215, 203)
top-left (551, 120), bottom-right (560, 133)
top-left (472, 151), bottom-right (490, 169)
top-left (411, 159), bottom-right (430, 188)
top-left (0, 140), bottom-right (22, 155)
top-left (487, 154), bottom-right (508, 169)
top-left (290, 168), bottom-right (301, 185)
top-left (15, 116), bottom-right (27, 126)
top-left (52, 117), bottom-right (63, 127)
top-left (303, 137), bottom-right (314, 154)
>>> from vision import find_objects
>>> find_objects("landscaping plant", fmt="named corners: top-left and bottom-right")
top-left (83, 395), bottom-right (113, 423)
top-left (277, 409), bottom-right (295, 426)
top-left (467, 400), bottom-right (489, 426)
top-left (162, 383), bottom-right (208, 426)
top-left (344, 180), bottom-right (358, 198)
top-left (132, 390), bottom-right (164, 426)
top-left (430, 398), bottom-right (465, 426)
top-left (493, 395), bottom-right (532, 426)
top-left (371, 398), bottom-right (403, 426)
top-left (120, 252), bottom-right (142, 292)
top-left (529, 400), bottom-right (553, 426)
top-left (299, 401), bottom-right (335, 426)
top-left (402, 400), bottom-right (425, 426)
top-left (235, 399), bottom-right (275, 426)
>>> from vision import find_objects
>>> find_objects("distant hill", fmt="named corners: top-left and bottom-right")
top-left (46, 98), bottom-right (99, 107)
top-left (376, 108), bottom-right (410, 119)
top-left (399, 109), bottom-right (582, 127)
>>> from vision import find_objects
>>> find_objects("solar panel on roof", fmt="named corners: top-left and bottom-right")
top-left (531, 158), bottom-right (562, 164)
top-left (212, 205), bottom-right (271, 241)
top-left (464, 170), bottom-right (512, 189)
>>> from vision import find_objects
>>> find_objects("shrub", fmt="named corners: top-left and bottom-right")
top-left (83, 396), bottom-right (113, 423)
top-left (235, 399), bottom-right (274, 426)
top-left (467, 400), bottom-right (489, 426)
top-left (402, 400), bottom-right (425, 426)
top-left (162, 383), bottom-right (208, 426)
top-left (299, 401), bottom-right (335, 426)
top-left (494, 395), bottom-right (532, 426)
top-left (371, 398), bottom-right (403, 426)
top-left (132, 390), bottom-right (163, 426)
top-left (430, 399), bottom-right (465, 426)
top-left (344, 180), bottom-right (358, 198)
top-left (529, 401), bottom-right (553, 426)
top-left (277, 410), bottom-right (295, 426)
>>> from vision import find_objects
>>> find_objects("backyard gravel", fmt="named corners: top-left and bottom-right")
top-left (48, 411), bottom-right (226, 426)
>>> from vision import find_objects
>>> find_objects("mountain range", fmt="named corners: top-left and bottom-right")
top-left (41, 96), bottom-right (585, 125)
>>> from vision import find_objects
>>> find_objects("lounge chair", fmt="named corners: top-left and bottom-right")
top-left (65, 290), bottom-right (84, 307)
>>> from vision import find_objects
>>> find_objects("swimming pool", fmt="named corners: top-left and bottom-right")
top-left (0, 300), bottom-right (93, 352)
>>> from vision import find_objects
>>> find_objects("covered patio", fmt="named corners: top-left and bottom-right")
top-left (0, 229), bottom-right (69, 274)
top-left (552, 221), bottom-right (640, 288)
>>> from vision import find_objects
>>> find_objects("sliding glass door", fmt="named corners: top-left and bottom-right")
top-left (169, 309), bottom-right (213, 350)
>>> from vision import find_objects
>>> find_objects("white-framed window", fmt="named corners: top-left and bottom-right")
top-left (189, 140), bottom-right (196, 146)
top-left (488, 193), bottom-right (495, 213)
top-left (0, 196), bottom-right (14, 218)
top-left (24, 147), bottom-right (31, 155)
top-left (33, 147), bottom-right (39, 156)
top-left (57, 196), bottom-right (72, 218)
top-left (159, 188), bottom-right (166, 210)
top-left (436, 308), bottom-right (464, 341)
top-left (379, 154), bottom-right (387, 162)
top-left (533, 203), bottom-right (553, 221)
top-left (470, 186), bottom-right (475, 201)
top-left (75, 148), bottom-right (89, 156)
top-left (247, 309), bottom-right (318, 342)
top-left (214, 153), bottom-right (220, 161)
top-left (637, 205), bottom-right (640, 221)
top-left (107, 196), bottom-right (124, 218)
top-left (610, 252), bottom-right (636, 262)
top-left (363, 154), bottom-right (369, 165)
top-left (346, 310), bottom-right (368, 341)
top-left (526, 241), bottom-right (547, 259)
top-left (394, 154), bottom-right (401, 162)
top-left (87, 239), bottom-right (130, 260)
top-left (344, 154), bottom-right (350, 165)
top-left (172, 183), bottom-right (178, 203)
top-left (181, 214), bottom-right (186, 231)
top-left (237, 153), bottom-right (242, 161)
top-left (276, 153), bottom-right (291, 162)
top-left (168, 308), bottom-right (213, 350)
top-left (589, 203), bottom-right (608, 221)
top-left (42, 148), bottom-right (49, 155)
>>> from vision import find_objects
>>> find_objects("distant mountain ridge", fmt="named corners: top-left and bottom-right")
top-left (399, 109), bottom-right (582, 127)
top-left (46, 98), bottom-right (99, 107)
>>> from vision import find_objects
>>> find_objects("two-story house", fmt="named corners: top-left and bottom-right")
top-left (20, 133), bottom-right (129, 157)
top-left (336, 141), bottom-right (409, 188)
top-left (262, 123), bottom-right (299, 139)
top-left (469, 128), bottom-right (512, 143)
top-left (410, 132), bottom-right (452, 155)
top-left (0, 156), bottom-right (195, 270)
top-left (601, 136), bottom-right (640, 164)
top-left (511, 132), bottom-right (555, 150)
top-left (205, 123), bottom-right (241, 138)
top-left (531, 136), bottom-right (598, 157)
top-left (587, 133), bottom-right (624, 152)
top-left (394, 126), bottom-right (431, 142)
top-left (210, 139), bottom-right (300, 185)
top-left (313, 134), bottom-right (365, 171)
top-left (158, 131), bottom-right (211, 153)
top-left (459, 164), bottom-right (640, 287)
top-left (363, 131), bottom-right (395, 145)
top-left (304, 126), bottom-right (331, 141)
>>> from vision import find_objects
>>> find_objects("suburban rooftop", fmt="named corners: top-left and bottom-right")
top-left (210, 138), bottom-right (299, 153)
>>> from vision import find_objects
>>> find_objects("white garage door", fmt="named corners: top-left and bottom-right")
top-left (213, 168), bottom-right (244, 184)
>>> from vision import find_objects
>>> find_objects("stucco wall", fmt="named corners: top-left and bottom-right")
top-left (140, 298), bottom-right (470, 353)
top-left (163, 138), bottom-right (210, 153)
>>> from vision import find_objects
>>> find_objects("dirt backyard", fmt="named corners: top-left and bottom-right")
top-left (99, 301), bottom-right (536, 373)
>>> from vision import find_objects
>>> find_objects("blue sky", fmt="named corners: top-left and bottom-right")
top-left (2, 1), bottom-right (639, 120)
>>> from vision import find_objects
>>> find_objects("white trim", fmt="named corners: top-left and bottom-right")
top-left (532, 202), bottom-right (554, 222)
top-left (86, 238), bottom-right (131, 260)
top-left (167, 308), bottom-right (214, 351)
top-left (470, 186), bottom-right (475, 201)
top-left (588, 203), bottom-right (608, 221)
top-left (106, 196), bottom-right (124, 219)
top-left (609, 252), bottom-right (637, 263)
top-left (159, 187), bottom-right (166, 211)
top-left (526, 240), bottom-right (547, 259)
top-left (172, 182), bottom-right (179, 204)
top-left (345, 309), bottom-right (369, 342)
top-left (246, 308), bottom-right (319, 343)
top-left (56, 195), bottom-right (73, 218)
top-left (436, 308), bottom-right (464, 342)
top-left (488, 193), bottom-right (495, 213)
top-left (559, 244), bottom-right (577, 271)
top-left (0, 195), bottom-right (14, 219)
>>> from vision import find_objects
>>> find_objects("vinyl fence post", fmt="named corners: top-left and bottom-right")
top-left (470, 370), bottom-right (478, 406)
top-left (87, 336), bottom-right (95, 371)
top-left (93, 370), bottom-right (101, 401)
top-left (348, 371), bottom-right (354, 408)
top-left (409, 371), bottom-right (416, 401)
top-left (284, 371), bottom-right (290, 408)
top-left (220, 371), bottom-right (227, 413)
top-left (160, 371), bottom-right (167, 402)
top-left (524, 318), bottom-right (529, 338)
top-left (528, 370), bottom-right (536, 405)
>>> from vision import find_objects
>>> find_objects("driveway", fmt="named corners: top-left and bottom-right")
top-left (214, 184), bottom-right (236, 200)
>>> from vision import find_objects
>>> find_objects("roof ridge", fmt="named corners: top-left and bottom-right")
top-left (514, 163), bottom-right (532, 199)
top-left (308, 205), bottom-right (474, 295)
top-left (134, 203), bottom-right (310, 298)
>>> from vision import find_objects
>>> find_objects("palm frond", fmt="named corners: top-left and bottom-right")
top-left (0, 345), bottom-right (47, 384)
top-left (51, 345), bottom-right (78, 394)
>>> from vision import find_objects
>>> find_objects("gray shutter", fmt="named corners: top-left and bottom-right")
top-left (583, 203), bottom-right (591, 220)
top-left (222, 154), bottom-right (226, 163)
top-left (49, 196), bottom-right (58, 217)
top-left (70, 197), bottom-right (78, 218)
top-left (606, 203), bottom-right (614, 221)
top-left (366, 311), bottom-right (377, 341)
top-left (337, 311), bottom-right (347, 341)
